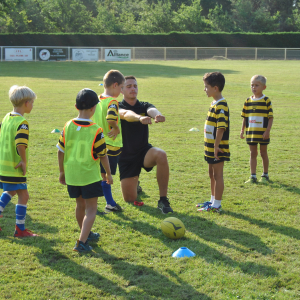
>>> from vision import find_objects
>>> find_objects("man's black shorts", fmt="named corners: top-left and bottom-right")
top-left (100, 154), bottom-right (120, 175)
top-left (119, 144), bottom-right (153, 180)
top-left (204, 156), bottom-right (229, 164)
top-left (67, 181), bottom-right (103, 199)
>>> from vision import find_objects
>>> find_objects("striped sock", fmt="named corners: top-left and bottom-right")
top-left (15, 204), bottom-right (27, 231)
top-left (101, 181), bottom-right (116, 206)
top-left (0, 192), bottom-right (12, 214)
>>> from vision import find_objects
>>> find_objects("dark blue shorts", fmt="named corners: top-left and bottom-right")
top-left (67, 181), bottom-right (103, 199)
top-left (0, 182), bottom-right (27, 191)
top-left (100, 154), bottom-right (119, 175)
top-left (204, 156), bottom-right (229, 164)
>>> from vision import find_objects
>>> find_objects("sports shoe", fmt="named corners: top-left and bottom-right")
top-left (105, 203), bottom-right (122, 213)
top-left (137, 181), bottom-right (143, 194)
top-left (87, 231), bottom-right (100, 242)
top-left (244, 177), bottom-right (257, 184)
top-left (14, 225), bottom-right (38, 237)
top-left (158, 198), bottom-right (173, 214)
top-left (196, 201), bottom-right (212, 208)
top-left (73, 240), bottom-right (92, 252)
top-left (198, 204), bottom-right (222, 213)
top-left (133, 201), bottom-right (144, 206)
top-left (259, 175), bottom-right (269, 183)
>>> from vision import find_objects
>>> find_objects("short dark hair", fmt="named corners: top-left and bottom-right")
top-left (125, 75), bottom-right (136, 81)
top-left (103, 70), bottom-right (125, 88)
top-left (203, 72), bottom-right (225, 92)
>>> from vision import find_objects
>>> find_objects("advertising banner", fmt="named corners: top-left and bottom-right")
top-left (72, 49), bottom-right (99, 61)
top-left (5, 48), bottom-right (33, 61)
top-left (105, 49), bottom-right (131, 61)
top-left (38, 48), bottom-right (67, 61)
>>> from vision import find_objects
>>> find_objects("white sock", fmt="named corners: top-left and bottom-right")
top-left (212, 199), bottom-right (221, 208)
top-left (210, 195), bottom-right (215, 203)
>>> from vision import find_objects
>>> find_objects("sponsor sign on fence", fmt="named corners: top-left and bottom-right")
top-left (105, 49), bottom-right (131, 61)
top-left (38, 48), bottom-right (67, 61)
top-left (5, 48), bottom-right (33, 61)
top-left (72, 49), bottom-right (99, 61)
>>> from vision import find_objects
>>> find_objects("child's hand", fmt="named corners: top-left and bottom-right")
top-left (262, 129), bottom-right (270, 140)
top-left (214, 147), bottom-right (224, 160)
top-left (106, 174), bottom-right (113, 185)
top-left (240, 131), bottom-right (245, 139)
top-left (107, 127), bottom-right (120, 140)
top-left (154, 115), bottom-right (165, 123)
top-left (14, 161), bottom-right (26, 176)
top-left (59, 172), bottom-right (66, 185)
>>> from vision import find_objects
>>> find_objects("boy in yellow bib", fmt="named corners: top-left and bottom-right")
top-left (0, 85), bottom-right (38, 237)
top-left (57, 89), bottom-right (112, 252)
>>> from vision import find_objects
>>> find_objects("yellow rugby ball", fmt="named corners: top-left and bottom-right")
top-left (161, 217), bottom-right (185, 240)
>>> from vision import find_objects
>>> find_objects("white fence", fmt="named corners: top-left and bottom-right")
top-left (1, 46), bottom-right (300, 61)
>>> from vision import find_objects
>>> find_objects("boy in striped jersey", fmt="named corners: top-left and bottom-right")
top-left (0, 85), bottom-right (38, 237)
top-left (198, 72), bottom-right (230, 213)
top-left (240, 75), bottom-right (273, 183)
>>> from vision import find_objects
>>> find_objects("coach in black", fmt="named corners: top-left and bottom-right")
top-left (115, 75), bottom-right (173, 214)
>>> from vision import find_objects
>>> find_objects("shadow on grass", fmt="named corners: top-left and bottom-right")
top-left (0, 61), bottom-right (239, 81)
top-left (269, 181), bottom-right (300, 195)
top-left (99, 209), bottom-right (278, 277)
top-left (225, 211), bottom-right (300, 240)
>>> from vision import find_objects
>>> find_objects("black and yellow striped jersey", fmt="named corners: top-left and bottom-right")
top-left (204, 98), bottom-right (230, 160)
top-left (56, 119), bottom-right (107, 158)
top-left (241, 95), bottom-right (273, 144)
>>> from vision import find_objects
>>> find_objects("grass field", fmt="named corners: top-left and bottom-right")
top-left (0, 60), bottom-right (299, 300)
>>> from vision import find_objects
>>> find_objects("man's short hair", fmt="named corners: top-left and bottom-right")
top-left (103, 70), bottom-right (125, 88)
top-left (251, 75), bottom-right (267, 85)
top-left (203, 72), bottom-right (225, 92)
top-left (125, 75), bottom-right (136, 81)
top-left (9, 85), bottom-right (36, 107)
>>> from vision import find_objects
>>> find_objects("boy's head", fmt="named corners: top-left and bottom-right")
top-left (203, 72), bottom-right (225, 92)
top-left (251, 75), bottom-right (266, 86)
top-left (76, 88), bottom-right (99, 110)
top-left (250, 75), bottom-right (266, 98)
top-left (103, 70), bottom-right (125, 89)
top-left (9, 85), bottom-right (36, 107)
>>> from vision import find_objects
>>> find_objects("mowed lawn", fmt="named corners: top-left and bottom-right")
top-left (0, 60), bottom-right (299, 300)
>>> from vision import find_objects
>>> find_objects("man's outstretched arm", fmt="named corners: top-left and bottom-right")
top-left (119, 109), bottom-right (152, 124)
top-left (147, 108), bottom-right (165, 123)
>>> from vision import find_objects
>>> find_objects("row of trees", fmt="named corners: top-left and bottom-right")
top-left (1, 0), bottom-right (300, 33)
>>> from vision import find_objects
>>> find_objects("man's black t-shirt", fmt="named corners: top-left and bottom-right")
top-left (119, 99), bottom-right (155, 160)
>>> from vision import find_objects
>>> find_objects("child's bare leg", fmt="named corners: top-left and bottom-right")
top-left (249, 144), bottom-right (258, 174)
top-left (208, 164), bottom-right (215, 197)
top-left (260, 144), bottom-right (269, 174)
top-left (212, 162), bottom-right (224, 201)
top-left (16, 189), bottom-right (29, 205)
top-left (79, 197), bottom-right (98, 243)
top-left (76, 196), bottom-right (86, 230)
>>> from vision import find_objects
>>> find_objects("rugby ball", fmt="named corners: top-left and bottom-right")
top-left (161, 217), bottom-right (185, 240)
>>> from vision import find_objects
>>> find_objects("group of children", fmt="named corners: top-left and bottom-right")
top-left (0, 70), bottom-right (273, 252)
top-left (197, 72), bottom-right (273, 213)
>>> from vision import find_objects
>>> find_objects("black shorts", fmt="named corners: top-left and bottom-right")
top-left (119, 144), bottom-right (153, 180)
top-left (100, 154), bottom-right (120, 175)
top-left (204, 156), bottom-right (229, 164)
top-left (67, 181), bottom-right (103, 199)
top-left (247, 142), bottom-right (269, 146)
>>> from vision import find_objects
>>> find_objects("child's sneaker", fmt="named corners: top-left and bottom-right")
top-left (158, 198), bottom-right (173, 214)
top-left (198, 204), bottom-right (222, 213)
top-left (73, 240), bottom-right (93, 252)
top-left (14, 225), bottom-right (38, 237)
top-left (245, 177), bottom-right (257, 184)
top-left (105, 203), bottom-right (122, 213)
top-left (196, 201), bottom-right (211, 208)
top-left (87, 231), bottom-right (100, 242)
top-left (259, 175), bottom-right (269, 183)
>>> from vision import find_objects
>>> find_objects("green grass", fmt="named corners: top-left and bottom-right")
top-left (0, 60), bottom-right (299, 299)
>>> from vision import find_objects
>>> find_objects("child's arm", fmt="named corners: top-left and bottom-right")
top-left (15, 145), bottom-right (27, 176)
top-left (107, 100), bottom-right (120, 140)
top-left (99, 155), bottom-right (113, 184)
top-left (240, 118), bottom-right (246, 139)
top-left (214, 128), bottom-right (225, 160)
top-left (262, 117), bottom-right (273, 140)
top-left (57, 150), bottom-right (66, 185)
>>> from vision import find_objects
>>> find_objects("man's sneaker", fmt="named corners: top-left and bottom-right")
top-left (198, 204), bottom-right (222, 213)
top-left (14, 225), bottom-right (38, 237)
top-left (73, 240), bottom-right (92, 252)
top-left (105, 203), bottom-right (122, 213)
top-left (158, 198), bottom-right (173, 214)
top-left (245, 177), bottom-right (257, 184)
top-left (137, 181), bottom-right (143, 194)
top-left (259, 175), bottom-right (269, 183)
top-left (196, 201), bottom-right (212, 208)
top-left (87, 231), bottom-right (100, 242)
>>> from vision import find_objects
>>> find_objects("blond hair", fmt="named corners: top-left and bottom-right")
top-left (103, 70), bottom-right (125, 88)
top-left (9, 85), bottom-right (36, 107)
top-left (251, 75), bottom-right (267, 85)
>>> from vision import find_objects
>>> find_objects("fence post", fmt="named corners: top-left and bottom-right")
top-left (225, 48), bottom-right (227, 59)
top-left (1, 46), bottom-right (2, 62)
top-left (101, 47), bottom-right (103, 61)
top-left (164, 48), bottom-right (166, 61)
top-left (284, 48), bottom-right (287, 60)
top-left (195, 47), bottom-right (197, 60)
top-left (133, 47), bottom-right (135, 61)
top-left (255, 48), bottom-right (257, 60)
